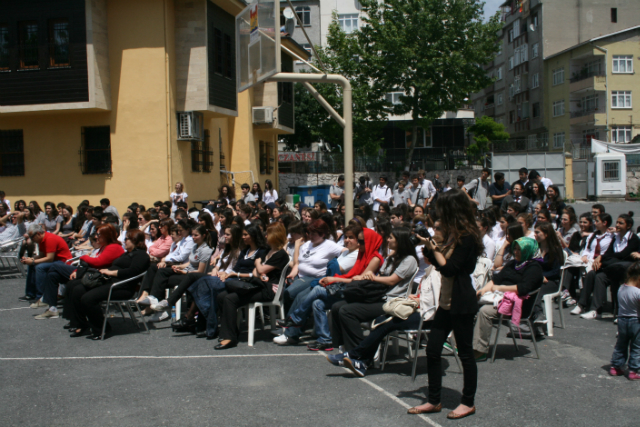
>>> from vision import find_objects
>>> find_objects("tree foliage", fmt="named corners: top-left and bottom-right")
top-left (467, 116), bottom-right (510, 155)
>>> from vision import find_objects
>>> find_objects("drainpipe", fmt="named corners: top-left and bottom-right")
top-left (591, 43), bottom-right (609, 140)
top-left (163, 0), bottom-right (173, 193)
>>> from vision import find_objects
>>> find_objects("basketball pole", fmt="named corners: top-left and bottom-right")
top-left (268, 73), bottom-right (354, 220)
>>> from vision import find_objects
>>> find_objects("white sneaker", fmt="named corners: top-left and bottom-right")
top-left (138, 296), bottom-right (158, 306)
top-left (151, 300), bottom-right (169, 312)
top-left (30, 300), bottom-right (48, 309)
top-left (34, 309), bottom-right (59, 320)
top-left (570, 306), bottom-right (583, 315)
top-left (273, 334), bottom-right (298, 345)
top-left (580, 310), bottom-right (600, 320)
top-left (148, 311), bottom-right (170, 323)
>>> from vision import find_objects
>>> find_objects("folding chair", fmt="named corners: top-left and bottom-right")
top-left (100, 272), bottom-right (149, 340)
top-left (490, 289), bottom-right (541, 362)
top-left (0, 238), bottom-right (26, 278)
top-left (541, 251), bottom-right (568, 336)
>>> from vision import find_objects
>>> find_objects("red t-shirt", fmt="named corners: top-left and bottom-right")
top-left (39, 232), bottom-right (72, 262)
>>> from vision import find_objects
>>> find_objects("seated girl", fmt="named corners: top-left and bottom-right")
top-left (493, 223), bottom-right (524, 273)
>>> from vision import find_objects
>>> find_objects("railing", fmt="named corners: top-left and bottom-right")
top-left (491, 138), bottom-right (553, 153)
top-left (570, 108), bottom-right (599, 118)
top-left (569, 71), bottom-right (605, 84)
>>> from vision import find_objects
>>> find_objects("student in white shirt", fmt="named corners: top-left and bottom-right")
top-left (392, 180), bottom-right (409, 206)
top-left (371, 175), bottom-right (391, 214)
top-left (263, 179), bottom-right (278, 205)
top-left (407, 175), bottom-right (428, 208)
top-left (477, 217), bottom-right (496, 261)
top-left (170, 182), bottom-right (188, 212)
top-left (240, 183), bottom-right (255, 203)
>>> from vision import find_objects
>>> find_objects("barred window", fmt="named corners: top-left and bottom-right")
top-left (202, 130), bottom-right (213, 173)
top-left (259, 140), bottom-right (273, 174)
top-left (191, 141), bottom-right (202, 172)
top-left (19, 21), bottom-right (39, 69)
top-left (49, 19), bottom-right (69, 67)
top-left (81, 127), bottom-right (111, 174)
top-left (0, 130), bottom-right (25, 176)
top-left (0, 25), bottom-right (9, 71)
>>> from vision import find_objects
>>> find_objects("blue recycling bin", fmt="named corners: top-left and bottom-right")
top-left (289, 185), bottom-right (332, 207)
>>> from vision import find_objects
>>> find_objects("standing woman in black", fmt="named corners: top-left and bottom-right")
top-left (408, 189), bottom-right (482, 420)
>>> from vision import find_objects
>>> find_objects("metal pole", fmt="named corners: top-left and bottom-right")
top-left (268, 72), bottom-right (353, 220)
top-left (301, 82), bottom-right (345, 128)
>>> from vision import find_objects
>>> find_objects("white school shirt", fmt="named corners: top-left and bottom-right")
top-left (263, 189), bottom-right (278, 205)
top-left (165, 236), bottom-right (196, 263)
top-left (613, 231), bottom-right (633, 253)
top-left (539, 177), bottom-right (553, 189)
top-left (170, 192), bottom-right (188, 212)
top-left (371, 185), bottom-right (392, 211)
top-left (422, 179), bottom-right (437, 200)
top-left (580, 232), bottom-right (612, 260)
top-left (482, 234), bottom-right (496, 261)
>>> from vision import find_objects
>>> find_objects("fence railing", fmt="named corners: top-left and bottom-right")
top-left (569, 71), bottom-right (605, 84)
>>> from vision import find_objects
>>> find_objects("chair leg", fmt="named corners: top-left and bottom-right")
top-left (117, 303), bottom-right (127, 320)
top-left (490, 316), bottom-right (503, 363)
top-left (269, 305), bottom-right (277, 330)
top-left (279, 305), bottom-right (285, 321)
top-left (557, 297), bottom-right (566, 329)
top-left (248, 305), bottom-right (256, 347)
top-left (525, 320), bottom-right (540, 359)
top-left (134, 302), bottom-right (150, 334)
top-left (406, 333), bottom-right (414, 359)
top-left (175, 296), bottom-right (182, 321)
top-left (448, 333), bottom-right (463, 374)
top-left (125, 303), bottom-right (140, 329)
top-left (543, 294), bottom-right (554, 337)
top-left (381, 334), bottom-right (391, 371)
top-left (258, 306), bottom-right (265, 329)
top-left (392, 337), bottom-right (399, 356)
top-left (100, 303), bottom-right (110, 341)
top-left (411, 332), bottom-right (422, 382)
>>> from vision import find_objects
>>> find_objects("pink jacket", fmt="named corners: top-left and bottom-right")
top-left (497, 291), bottom-right (529, 326)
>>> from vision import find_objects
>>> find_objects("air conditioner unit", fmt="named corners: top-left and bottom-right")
top-left (177, 111), bottom-right (204, 141)
top-left (252, 107), bottom-right (274, 124)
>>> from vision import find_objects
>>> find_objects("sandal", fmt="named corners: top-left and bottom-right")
top-left (446, 406), bottom-right (476, 419)
top-left (407, 403), bottom-right (442, 414)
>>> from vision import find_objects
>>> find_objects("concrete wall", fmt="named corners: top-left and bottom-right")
top-left (628, 170), bottom-right (640, 195)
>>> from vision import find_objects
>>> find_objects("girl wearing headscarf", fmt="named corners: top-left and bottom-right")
top-left (474, 237), bottom-right (544, 360)
top-left (275, 226), bottom-right (383, 350)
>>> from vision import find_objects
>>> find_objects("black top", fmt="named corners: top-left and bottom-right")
top-left (263, 249), bottom-right (289, 283)
top-left (602, 232), bottom-right (640, 265)
top-left (425, 234), bottom-right (479, 315)
top-left (108, 248), bottom-right (151, 286)
top-left (539, 253), bottom-right (562, 281)
top-left (493, 260), bottom-right (543, 315)
top-left (233, 247), bottom-right (268, 273)
top-left (568, 232), bottom-right (587, 253)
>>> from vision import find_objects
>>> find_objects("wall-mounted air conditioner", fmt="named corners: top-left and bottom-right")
top-left (177, 111), bottom-right (204, 141)
top-left (252, 107), bottom-right (274, 124)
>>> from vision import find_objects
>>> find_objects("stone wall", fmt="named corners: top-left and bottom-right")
top-left (628, 170), bottom-right (640, 194)
top-left (278, 170), bottom-right (482, 195)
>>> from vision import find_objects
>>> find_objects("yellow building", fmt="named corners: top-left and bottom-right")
top-left (0, 0), bottom-right (307, 213)
top-left (544, 25), bottom-right (640, 151)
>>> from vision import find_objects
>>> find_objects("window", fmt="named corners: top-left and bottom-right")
top-left (520, 101), bottom-right (530, 119)
top-left (497, 44), bottom-right (502, 56)
top-left (553, 68), bottom-right (564, 85)
top-left (532, 43), bottom-right (538, 59)
top-left (611, 126), bottom-right (632, 143)
top-left (497, 67), bottom-right (502, 80)
top-left (202, 130), bottom-right (213, 173)
top-left (553, 132), bottom-right (565, 149)
top-left (191, 141), bottom-right (202, 172)
top-left (405, 127), bottom-right (431, 149)
top-left (514, 75), bottom-right (521, 94)
top-left (214, 29), bottom-right (222, 74)
top-left (613, 55), bottom-right (633, 73)
top-left (295, 6), bottom-right (311, 26)
top-left (508, 56), bottom-right (514, 70)
top-left (553, 100), bottom-right (565, 117)
top-left (0, 130), bottom-right (25, 177)
top-left (603, 161), bottom-right (621, 182)
top-left (49, 19), bottom-right (69, 67)
top-left (508, 29), bottom-right (514, 43)
top-left (611, 8), bottom-right (617, 23)
top-left (259, 140), bottom-right (274, 174)
top-left (81, 127), bottom-right (111, 174)
top-left (531, 73), bottom-right (539, 89)
top-left (19, 21), bottom-right (39, 69)
top-left (581, 94), bottom-right (598, 111)
top-left (497, 92), bottom-right (503, 105)
top-left (611, 91), bottom-right (632, 108)
top-left (509, 110), bottom-right (516, 124)
top-left (532, 102), bottom-right (540, 118)
top-left (513, 19), bottom-right (520, 38)
top-left (338, 14), bottom-right (358, 34)
top-left (0, 25), bottom-right (9, 71)
top-left (386, 91), bottom-right (403, 105)
top-left (532, 14), bottom-right (539, 29)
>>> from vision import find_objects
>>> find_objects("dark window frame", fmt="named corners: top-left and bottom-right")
top-left (48, 18), bottom-right (70, 68)
top-left (191, 140), bottom-right (203, 172)
top-left (611, 8), bottom-right (617, 23)
top-left (295, 6), bottom-right (311, 26)
top-left (18, 20), bottom-right (39, 70)
top-left (202, 129), bottom-right (213, 173)
top-left (81, 126), bottom-right (111, 174)
top-left (0, 24), bottom-right (9, 71)
top-left (259, 140), bottom-right (274, 175)
top-left (0, 130), bottom-right (25, 177)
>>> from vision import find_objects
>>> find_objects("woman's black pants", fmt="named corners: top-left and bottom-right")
top-left (216, 289), bottom-right (271, 342)
top-left (330, 300), bottom-right (386, 351)
top-left (67, 280), bottom-right (135, 334)
top-left (426, 308), bottom-right (477, 407)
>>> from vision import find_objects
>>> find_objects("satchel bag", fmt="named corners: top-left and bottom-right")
top-left (382, 297), bottom-right (419, 320)
top-left (81, 268), bottom-right (108, 289)
top-left (225, 277), bottom-right (262, 295)
top-left (342, 280), bottom-right (389, 304)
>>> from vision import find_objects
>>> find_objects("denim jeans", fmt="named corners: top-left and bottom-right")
top-left (41, 262), bottom-right (76, 307)
top-left (26, 261), bottom-right (61, 299)
top-left (189, 276), bottom-right (227, 337)
top-left (283, 276), bottom-right (316, 314)
top-left (611, 317), bottom-right (640, 372)
top-left (286, 285), bottom-right (341, 342)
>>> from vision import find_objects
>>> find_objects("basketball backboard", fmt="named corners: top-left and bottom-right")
top-left (236, 0), bottom-right (281, 92)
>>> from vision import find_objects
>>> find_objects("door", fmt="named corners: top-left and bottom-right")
top-left (573, 159), bottom-right (587, 200)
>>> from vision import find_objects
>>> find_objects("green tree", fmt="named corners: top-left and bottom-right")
top-left (349, 0), bottom-right (502, 169)
top-left (467, 115), bottom-right (510, 156)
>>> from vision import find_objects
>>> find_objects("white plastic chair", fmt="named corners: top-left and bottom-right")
top-left (100, 272), bottom-right (149, 340)
top-left (541, 251), bottom-right (568, 336)
top-left (245, 257), bottom-right (291, 346)
top-left (0, 237), bottom-right (26, 278)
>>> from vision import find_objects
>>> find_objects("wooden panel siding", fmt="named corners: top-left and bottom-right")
top-left (207, 0), bottom-right (237, 111)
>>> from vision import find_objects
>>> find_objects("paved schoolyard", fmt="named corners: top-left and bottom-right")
top-left (0, 276), bottom-right (638, 427)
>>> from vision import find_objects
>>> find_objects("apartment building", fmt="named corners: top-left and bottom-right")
top-left (0, 0), bottom-right (308, 212)
top-left (471, 0), bottom-right (640, 145)
top-left (545, 25), bottom-right (640, 150)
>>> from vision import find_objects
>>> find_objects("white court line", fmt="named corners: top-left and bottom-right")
top-left (0, 307), bottom-right (32, 312)
top-left (0, 354), bottom-right (321, 361)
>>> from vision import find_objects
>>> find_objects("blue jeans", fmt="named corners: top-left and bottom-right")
top-left (26, 261), bottom-right (61, 299)
top-left (189, 276), bottom-right (227, 337)
top-left (283, 276), bottom-right (316, 314)
top-left (611, 317), bottom-right (640, 372)
top-left (41, 262), bottom-right (76, 307)
top-left (286, 286), bottom-right (341, 342)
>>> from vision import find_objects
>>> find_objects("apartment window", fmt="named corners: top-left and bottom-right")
top-left (191, 141), bottom-right (202, 172)
top-left (295, 6), bottom-right (311, 26)
top-left (497, 44), bottom-right (502, 56)
top-left (552, 100), bottom-right (565, 117)
top-left (582, 94), bottom-right (598, 111)
top-left (509, 110), bottom-right (516, 124)
top-left (497, 67), bottom-right (503, 80)
top-left (532, 14), bottom-right (539, 29)
top-left (508, 29), bottom-right (513, 43)
top-left (49, 19), bottom-right (69, 67)
top-left (513, 19), bottom-right (520, 38)
top-left (405, 127), bottom-right (431, 149)
top-left (514, 75), bottom-right (521, 93)
top-left (520, 101), bottom-right (530, 119)
top-left (611, 126), bottom-right (632, 143)
top-left (532, 102), bottom-right (540, 118)
top-left (386, 91), bottom-right (403, 105)
top-left (611, 8), bottom-right (617, 23)
top-left (612, 55), bottom-right (633, 73)
top-left (497, 92), bottom-right (503, 105)
top-left (553, 68), bottom-right (564, 85)
top-left (259, 140), bottom-right (274, 174)
top-left (338, 14), bottom-right (359, 34)
top-left (611, 91), bottom-right (632, 109)
top-left (0, 130), bottom-right (25, 177)
top-left (81, 127), bottom-right (111, 174)
top-left (531, 73), bottom-right (539, 89)
top-left (532, 43), bottom-right (538, 59)
top-left (19, 21), bottom-right (39, 69)
top-left (603, 161), bottom-right (621, 182)
top-left (0, 25), bottom-right (9, 71)
top-left (202, 130), bottom-right (212, 173)
top-left (214, 29), bottom-right (223, 74)
top-left (508, 56), bottom-right (514, 70)
top-left (553, 132), bottom-right (565, 149)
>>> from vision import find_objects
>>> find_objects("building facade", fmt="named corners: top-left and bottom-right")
top-left (471, 0), bottom-right (640, 145)
top-left (0, 0), bottom-right (307, 213)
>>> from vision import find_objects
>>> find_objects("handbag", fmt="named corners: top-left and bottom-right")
top-left (225, 277), bottom-right (262, 295)
top-left (81, 268), bottom-right (108, 289)
top-left (342, 280), bottom-right (388, 304)
top-left (325, 282), bottom-right (346, 296)
top-left (382, 297), bottom-right (419, 320)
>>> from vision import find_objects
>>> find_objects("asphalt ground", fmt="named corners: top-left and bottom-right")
top-left (1, 273), bottom-right (640, 427)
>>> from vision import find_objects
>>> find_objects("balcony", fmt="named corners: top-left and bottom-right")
top-left (483, 103), bottom-right (495, 116)
top-left (570, 109), bottom-right (606, 126)
top-left (570, 74), bottom-right (606, 93)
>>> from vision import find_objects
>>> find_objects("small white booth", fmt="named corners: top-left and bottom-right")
top-left (590, 139), bottom-right (639, 199)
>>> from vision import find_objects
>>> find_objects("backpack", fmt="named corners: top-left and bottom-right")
top-left (468, 178), bottom-right (480, 199)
